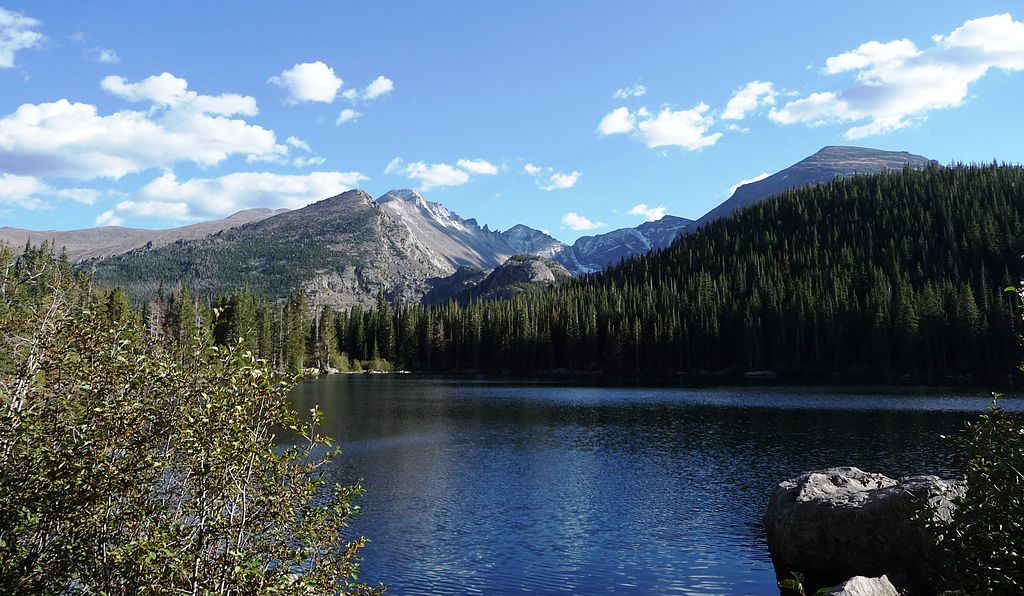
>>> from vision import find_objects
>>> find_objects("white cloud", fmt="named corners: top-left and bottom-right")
top-left (613, 83), bottom-right (647, 99)
top-left (0, 74), bottom-right (285, 180)
top-left (725, 172), bottom-right (770, 196)
top-left (627, 203), bottom-right (666, 221)
top-left (824, 39), bottom-right (919, 74)
top-left (337, 75), bottom-right (395, 105)
top-left (285, 135), bottom-right (311, 151)
top-left (722, 80), bottom-right (777, 120)
top-left (292, 156), bottom-right (326, 167)
top-left (385, 158), bottom-right (470, 190)
top-left (597, 106), bottom-right (635, 135)
top-left (385, 156), bottom-right (498, 190)
top-left (456, 158), bottom-right (497, 175)
top-left (112, 170), bottom-right (368, 221)
top-left (95, 209), bottom-right (124, 226)
top-left (562, 212), bottom-right (605, 231)
top-left (113, 199), bottom-right (192, 221)
top-left (268, 61), bottom-right (342, 104)
top-left (541, 170), bottom-right (580, 191)
top-left (95, 48), bottom-right (119, 64)
top-left (102, 73), bottom-right (259, 116)
top-left (770, 13), bottom-right (1024, 139)
top-left (363, 75), bottom-right (394, 100)
top-left (284, 136), bottom-right (325, 167)
top-left (0, 173), bottom-right (98, 210)
top-left (599, 103), bottom-right (722, 150)
top-left (0, 7), bottom-right (43, 69)
top-left (523, 163), bottom-right (581, 191)
top-left (638, 103), bottom-right (722, 149)
top-left (335, 108), bottom-right (361, 125)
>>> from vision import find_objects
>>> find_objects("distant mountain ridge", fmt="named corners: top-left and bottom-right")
top-left (11, 145), bottom-right (939, 308)
top-left (0, 208), bottom-right (288, 261)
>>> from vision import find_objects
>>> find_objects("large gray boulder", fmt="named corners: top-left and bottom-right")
top-left (764, 467), bottom-right (962, 582)
top-left (824, 575), bottom-right (900, 596)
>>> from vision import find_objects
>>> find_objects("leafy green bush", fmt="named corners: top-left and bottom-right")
top-left (0, 245), bottom-right (383, 594)
top-left (927, 396), bottom-right (1023, 593)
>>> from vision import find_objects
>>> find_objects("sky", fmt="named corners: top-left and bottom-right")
top-left (1, 1), bottom-right (1023, 242)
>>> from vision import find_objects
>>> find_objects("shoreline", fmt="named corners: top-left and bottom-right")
top-left (308, 367), bottom-right (1024, 393)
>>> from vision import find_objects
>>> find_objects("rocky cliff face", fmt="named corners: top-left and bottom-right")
top-left (377, 189), bottom-right (515, 270)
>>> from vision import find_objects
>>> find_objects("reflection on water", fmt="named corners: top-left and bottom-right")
top-left (288, 376), bottom-right (1020, 595)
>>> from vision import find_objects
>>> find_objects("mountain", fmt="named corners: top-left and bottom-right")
top-left (467, 255), bottom-right (572, 302)
top-left (422, 265), bottom-right (490, 305)
top-left (426, 254), bottom-right (572, 304)
top-left (377, 189), bottom-right (514, 270)
top-left (363, 164), bottom-right (1023, 379)
top-left (0, 208), bottom-right (287, 261)
top-left (566, 215), bottom-right (694, 272)
top-left (378, 188), bottom-right (696, 275)
top-left (696, 146), bottom-right (934, 227)
top-left (86, 190), bottom-right (448, 306)
top-left (501, 224), bottom-right (567, 259)
top-left (45, 146), bottom-right (943, 309)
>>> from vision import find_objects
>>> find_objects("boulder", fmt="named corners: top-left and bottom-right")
top-left (764, 467), bottom-right (962, 582)
top-left (825, 575), bottom-right (900, 596)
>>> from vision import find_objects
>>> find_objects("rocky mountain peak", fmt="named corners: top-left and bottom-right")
top-left (378, 188), bottom-right (429, 208)
top-left (314, 189), bottom-right (375, 210)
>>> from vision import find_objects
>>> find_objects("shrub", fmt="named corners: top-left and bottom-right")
top-left (0, 246), bottom-right (383, 594)
top-left (926, 396), bottom-right (1024, 593)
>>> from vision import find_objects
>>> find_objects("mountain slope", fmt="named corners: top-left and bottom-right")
top-left (0, 208), bottom-right (287, 261)
top-left (696, 146), bottom-right (934, 227)
top-left (86, 190), bottom-right (446, 306)
top-left (466, 255), bottom-right (572, 302)
top-left (378, 189), bottom-right (693, 275)
top-left (376, 189), bottom-right (514, 269)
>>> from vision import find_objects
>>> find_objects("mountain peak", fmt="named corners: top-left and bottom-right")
top-left (808, 145), bottom-right (926, 162)
top-left (696, 146), bottom-right (935, 227)
top-left (378, 188), bottom-right (429, 209)
top-left (317, 189), bottom-right (375, 208)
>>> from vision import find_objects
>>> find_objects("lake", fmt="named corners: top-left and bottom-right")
top-left (288, 376), bottom-right (1021, 595)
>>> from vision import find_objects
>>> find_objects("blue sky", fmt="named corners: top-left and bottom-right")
top-left (1, 1), bottom-right (1023, 241)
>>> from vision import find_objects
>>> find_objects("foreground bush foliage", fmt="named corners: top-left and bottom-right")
top-left (0, 244), bottom-right (382, 594)
top-left (928, 396), bottom-right (1024, 593)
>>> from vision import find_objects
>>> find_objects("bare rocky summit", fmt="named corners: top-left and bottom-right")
top-left (697, 146), bottom-right (934, 227)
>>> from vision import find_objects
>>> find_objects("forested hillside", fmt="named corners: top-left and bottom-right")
top-left (113, 164), bottom-right (1024, 380)
top-left (334, 164), bottom-right (1024, 379)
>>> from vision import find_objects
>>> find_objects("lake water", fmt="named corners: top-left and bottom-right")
top-left (288, 376), bottom-right (1021, 595)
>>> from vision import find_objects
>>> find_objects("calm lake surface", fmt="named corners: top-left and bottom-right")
top-left (288, 376), bottom-right (1022, 595)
